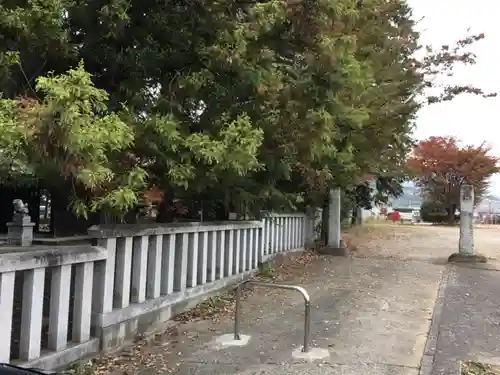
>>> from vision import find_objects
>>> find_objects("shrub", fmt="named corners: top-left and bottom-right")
top-left (420, 200), bottom-right (459, 224)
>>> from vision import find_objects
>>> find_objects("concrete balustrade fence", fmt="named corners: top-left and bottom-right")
top-left (0, 212), bottom-right (318, 370)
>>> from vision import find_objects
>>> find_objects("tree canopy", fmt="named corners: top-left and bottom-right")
top-left (0, 0), bottom-right (494, 222)
top-left (408, 136), bottom-right (500, 223)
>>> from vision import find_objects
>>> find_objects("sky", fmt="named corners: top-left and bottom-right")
top-left (409, 0), bottom-right (500, 194)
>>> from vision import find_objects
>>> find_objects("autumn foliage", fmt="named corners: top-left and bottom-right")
top-left (408, 136), bottom-right (500, 222)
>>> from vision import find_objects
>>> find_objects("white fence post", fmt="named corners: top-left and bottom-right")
top-left (48, 265), bottom-right (71, 351)
top-left (147, 235), bottom-right (163, 299)
top-left (197, 231), bottom-right (208, 285)
top-left (93, 238), bottom-right (117, 314)
top-left (20, 268), bottom-right (45, 361)
top-left (161, 234), bottom-right (176, 295)
top-left (114, 237), bottom-right (133, 308)
top-left (174, 233), bottom-right (189, 292)
top-left (233, 229), bottom-right (241, 274)
top-left (207, 231), bottom-right (217, 282)
top-left (248, 228), bottom-right (254, 269)
top-left (217, 230), bottom-right (226, 279)
top-left (187, 232), bottom-right (199, 288)
top-left (0, 272), bottom-right (15, 362)
top-left (274, 218), bottom-right (280, 253)
top-left (72, 261), bottom-right (94, 343)
top-left (262, 218), bottom-right (269, 257)
top-left (131, 236), bottom-right (149, 303)
top-left (241, 229), bottom-right (248, 272)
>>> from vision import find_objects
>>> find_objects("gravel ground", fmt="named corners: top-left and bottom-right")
top-left (349, 223), bottom-right (500, 262)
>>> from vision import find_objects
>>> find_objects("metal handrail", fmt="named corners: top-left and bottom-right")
top-left (233, 281), bottom-right (311, 352)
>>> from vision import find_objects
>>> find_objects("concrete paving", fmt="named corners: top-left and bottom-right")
top-left (95, 225), bottom-right (500, 375)
top-left (158, 256), bottom-right (443, 375)
top-left (425, 264), bottom-right (500, 375)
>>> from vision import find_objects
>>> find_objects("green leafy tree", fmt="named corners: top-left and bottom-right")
top-left (0, 0), bottom-right (73, 97)
top-left (0, 63), bottom-right (146, 218)
top-left (0, 0), bottom-right (496, 225)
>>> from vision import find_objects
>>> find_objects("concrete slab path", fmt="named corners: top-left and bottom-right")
top-left (425, 264), bottom-right (500, 375)
top-left (154, 254), bottom-right (442, 375)
top-left (90, 224), bottom-right (500, 375)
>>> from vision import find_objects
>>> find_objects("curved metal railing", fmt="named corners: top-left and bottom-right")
top-left (233, 281), bottom-right (311, 352)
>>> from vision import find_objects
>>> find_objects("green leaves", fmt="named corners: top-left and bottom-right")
top-left (0, 98), bottom-right (30, 181)
top-left (1, 62), bottom-right (143, 218)
top-left (0, 0), bottom-right (493, 222)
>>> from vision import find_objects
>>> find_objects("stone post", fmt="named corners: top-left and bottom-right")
top-left (319, 188), bottom-right (348, 256)
top-left (459, 184), bottom-right (474, 256)
top-left (448, 184), bottom-right (486, 263)
top-left (328, 188), bottom-right (341, 248)
top-left (7, 212), bottom-right (35, 247)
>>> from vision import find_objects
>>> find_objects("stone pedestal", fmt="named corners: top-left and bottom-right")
top-left (448, 184), bottom-right (487, 264)
top-left (7, 214), bottom-right (35, 247)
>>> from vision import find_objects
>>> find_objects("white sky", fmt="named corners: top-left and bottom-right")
top-left (409, 0), bottom-right (500, 193)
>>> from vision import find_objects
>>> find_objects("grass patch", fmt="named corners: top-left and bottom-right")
top-left (256, 262), bottom-right (276, 280)
top-left (64, 360), bottom-right (96, 375)
top-left (462, 361), bottom-right (500, 375)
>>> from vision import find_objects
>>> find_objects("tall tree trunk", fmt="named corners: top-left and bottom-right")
top-left (321, 198), bottom-right (329, 244)
top-left (447, 182), bottom-right (454, 225)
top-left (156, 188), bottom-right (175, 223)
top-left (447, 204), bottom-right (456, 225)
top-left (51, 187), bottom-right (92, 236)
top-left (351, 205), bottom-right (357, 226)
top-left (447, 207), bottom-right (454, 225)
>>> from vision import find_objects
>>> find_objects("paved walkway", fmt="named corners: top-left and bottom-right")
top-left (427, 264), bottom-right (500, 375)
top-left (154, 254), bottom-right (442, 375)
top-left (94, 224), bottom-right (500, 375)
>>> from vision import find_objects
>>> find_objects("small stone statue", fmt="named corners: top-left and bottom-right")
top-left (13, 199), bottom-right (29, 216)
top-left (8, 199), bottom-right (34, 246)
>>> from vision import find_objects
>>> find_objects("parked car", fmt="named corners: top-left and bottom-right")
top-left (387, 207), bottom-right (420, 223)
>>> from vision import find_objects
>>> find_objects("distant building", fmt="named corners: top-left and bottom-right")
top-left (361, 181), bottom-right (423, 219)
top-left (388, 184), bottom-right (423, 210)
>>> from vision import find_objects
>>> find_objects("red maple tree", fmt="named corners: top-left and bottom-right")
top-left (408, 136), bottom-right (500, 223)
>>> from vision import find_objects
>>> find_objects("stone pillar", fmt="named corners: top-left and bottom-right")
top-left (459, 184), bottom-right (474, 255)
top-left (448, 184), bottom-right (486, 263)
top-left (7, 211), bottom-right (35, 247)
top-left (319, 188), bottom-right (348, 256)
top-left (328, 188), bottom-right (341, 248)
